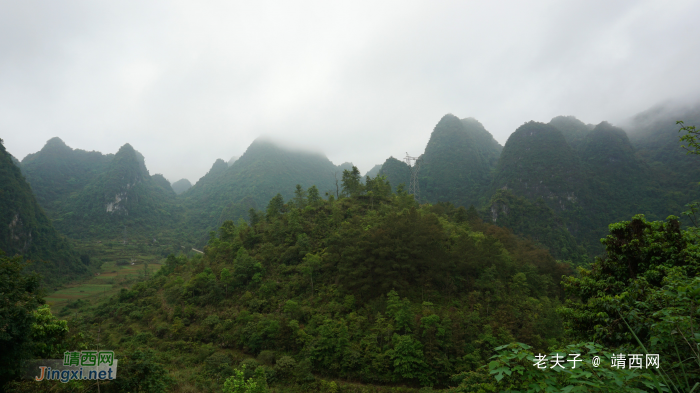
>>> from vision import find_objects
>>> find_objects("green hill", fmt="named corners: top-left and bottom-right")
top-left (20, 137), bottom-right (113, 218)
top-left (578, 122), bottom-right (654, 223)
top-left (377, 156), bottom-right (411, 193)
top-left (420, 114), bottom-right (502, 207)
top-left (363, 164), bottom-right (382, 179)
top-left (180, 139), bottom-right (355, 241)
top-left (491, 121), bottom-right (584, 210)
top-left (548, 115), bottom-right (592, 150)
top-left (52, 143), bottom-right (180, 239)
top-left (171, 178), bottom-right (192, 194)
top-left (0, 138), bottom-right (87, 285)
top-left (627, 104), bottom-right (700, 217)
top-left (61, 181), bottom-right (572, 391)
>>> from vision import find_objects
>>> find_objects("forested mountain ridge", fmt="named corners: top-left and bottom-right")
top-left (48, 143), bottom-right (181, 239)
top-left (0, 138), bottom-right (87, 285)
top-left (12, 107), bottom-right (700, 263)
top-left (48, 179), bottom-right (573, 391)
top-left (179, 138), bottom-right (356, 242)
top-left (362, 164), bottom-right (382, 180)
top-left (487, 121), bottom-right (590, 261)
top-left (20, 137), bottom-right (114, 218)
top-left (171, 178), bottom-right (193, 194)
top-left (373, 110), bottom-right (700, 262)
top-left (377, 156), bottom-right (411, 194)
top-left (548, 115), bottom-right (592, 150)
top-left (4, 109), bottom-right (700, 391)
top-left (377, 114), bottom-right (502, 207)
top-left (491, 121), bottom-right (583, 209)
top-left (420, 114), bottom-right (502, 208)
top-left (626, 104), bottom-right (700, 217)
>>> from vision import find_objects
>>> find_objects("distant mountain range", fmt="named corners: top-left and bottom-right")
top-left (6, 104), bottom-right (700, 268)
top-left (377, 107), bottom-right (700, 261)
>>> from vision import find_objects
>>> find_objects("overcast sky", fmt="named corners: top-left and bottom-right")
top-left (3, 1), bottom-right (700, 183)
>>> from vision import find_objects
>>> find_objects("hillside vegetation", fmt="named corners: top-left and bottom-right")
top-left (26, 175), bottom-right (573, 391)
top-left (0, 138), bottom-right (90, 286)
top-left (3, 111), bottom-right (700, 392)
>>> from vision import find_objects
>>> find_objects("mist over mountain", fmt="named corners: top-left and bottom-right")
top-left (363, 164), bottom-right (382, 179)
top-left (11, 105), bottom-right (700, 263)
top-left (5, 105), bottom-right (700, 392)
top-left (171, 178), bottom-right (192, 194)
top-left (180, 138), bottom-right (356, 240)
top-left (625, 103), bottom-right (700, 216)
top-left (23, 142), bottom-right (180, 239)
top-left (548, 115), bottom-right (593, 151)
top-left (372, 108), bottom-right (700, 260)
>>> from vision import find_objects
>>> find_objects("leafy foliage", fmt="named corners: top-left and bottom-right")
top-left (0, 253), bottom-right (43, 386)
top-left (0, 138), bottom-right (86, 284)
top-left (59, 178), bottom-right (572, 390)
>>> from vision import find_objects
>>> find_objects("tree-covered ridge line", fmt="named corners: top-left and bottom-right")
top-left (10, 107), bottom-right (700, 273)
top-left (0, 138), bottom-right (92, 286)
top-left (3, 155), bottom-right (699, 391)
top-left (4, 172), bottom-right (574, 391)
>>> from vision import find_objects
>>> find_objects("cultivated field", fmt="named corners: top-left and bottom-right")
top-left (44, 237), bottom-right (180, 312)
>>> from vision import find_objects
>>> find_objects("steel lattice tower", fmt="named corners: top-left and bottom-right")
top-left (404, 152), bottom-right (422, 201)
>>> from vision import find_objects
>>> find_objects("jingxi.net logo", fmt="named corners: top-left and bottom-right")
top-left (27, 350), bottom-right (118, 383)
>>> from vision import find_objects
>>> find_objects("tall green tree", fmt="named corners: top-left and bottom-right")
top-left (560, 214), bottom-right (699, 345)
top-left (0, 253), bottom-right (43, 387)
top-left (266, 193), bottom-right (285, 222)
top-left (307, 185), bottom-right (321, 206)
top-left (341, 166), bottom-right (364, 197)
top-left (29, 305), bottom-right (69, 359)
top-left (293, 184), bottom-right (307, 208)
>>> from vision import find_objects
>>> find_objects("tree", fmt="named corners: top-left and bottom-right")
top-left (0, 253), bottom-right (43, 387)
top-left (307, 185), bottom-right (321, 206)
top-left (293, 184), bottom-right (307, 209)
top-left (366, 174), bottom-right (392, 199)
top-left (386, 290), bottom-right (413, 334)
top-left (29, 305), bottom-right (69, 359)
top-left (249, 209), bottom-right (262, 227)
top-left (233, 248), bottom-right (263, 287)
top-left (388, 334), bottom-right (428, 384)
top-left (341, 166), bottom-right (364, 197)
top-left (559, 214), bottom-right (699, 345)
top-left (220, 268), bottom-right (233, 297)
top-left (265, 194), bottom-right (285, 222)
top-left (300, 253), bottom-right (322, 297)
top-left (111, 349), bottom-right (173, 393)
top-left (222, 364), bottom-right (268, 393)
top-left (678, 120), bottom-right (700, 155)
